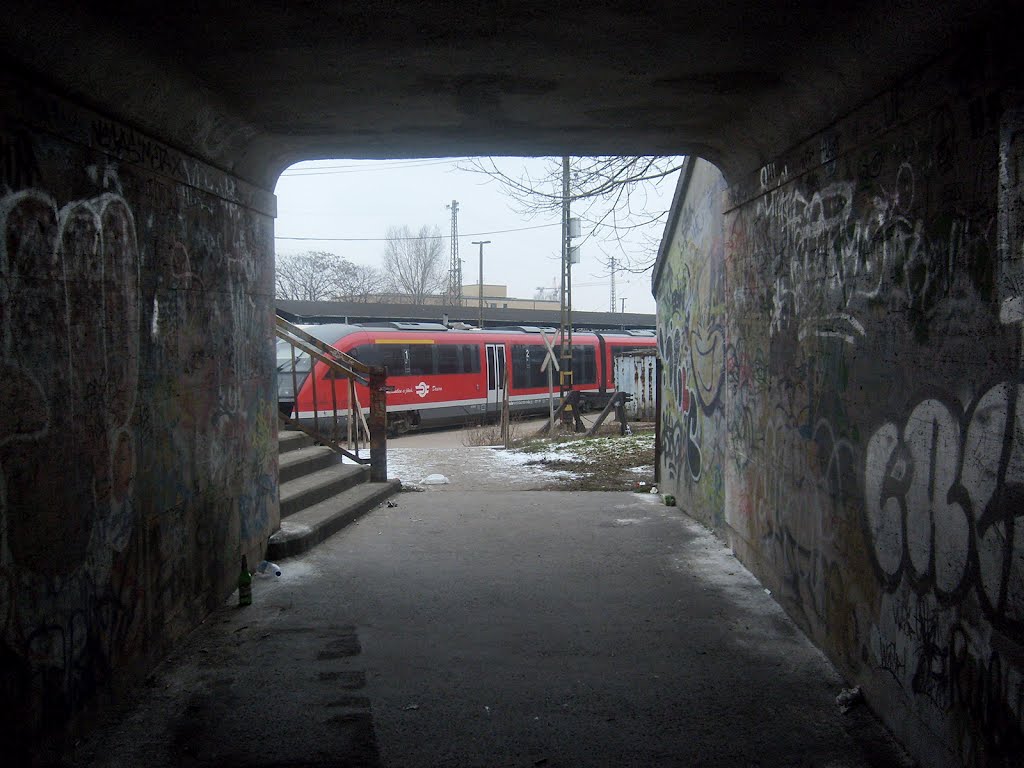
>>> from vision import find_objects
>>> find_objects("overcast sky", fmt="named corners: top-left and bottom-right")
top-left (273, 157), bottom-right (682, 315)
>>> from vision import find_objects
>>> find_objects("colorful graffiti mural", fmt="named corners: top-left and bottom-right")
top-left (655, 56), bottom-right (1023, 768)
top-left (655, 159), bottom-right (729, 527)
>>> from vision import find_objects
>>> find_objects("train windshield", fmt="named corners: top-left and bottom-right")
top-left (276, 340), bottom-right (311, 372)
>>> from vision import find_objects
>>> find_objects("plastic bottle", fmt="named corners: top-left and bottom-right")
top-left (256, 560), bottom-right (282, 577)
top-left (238, 555), bottom-right (253, 606)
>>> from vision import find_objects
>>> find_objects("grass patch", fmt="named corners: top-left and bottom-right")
top-left (462, 417), bottom-right (527, 447)
top-left (514, 428), bottom-right (657, 491)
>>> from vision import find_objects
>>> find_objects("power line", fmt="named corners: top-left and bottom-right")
top-left (274, 222), bottom-right (559, 242)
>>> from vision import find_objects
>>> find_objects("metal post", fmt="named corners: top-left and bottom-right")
top-left (310, 355), bottom-right (320, 435)
top-left (347, 378), bottom-right (355, 451)
top-left (502, 362), bottom-right (510, 448)
top-left (547, 365), bottom-right (555, 435)
top-left (472, 239), bottom-right (490, 328)
top-left (559, 157), bottom-right (574, 424)
top-left (609, 255), bottom-right (616, 313)
top-left (559, 156), bottom-right (569, 399)
top-left (330, 365), bottom-right (340, 440)
top-left (290, 345), bottom-right (299, 420)
top-left (368, 367), bottom-right (388, 482)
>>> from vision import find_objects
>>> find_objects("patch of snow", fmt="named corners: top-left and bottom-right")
top-left (336, 429), bottom-right (649, 489)
top-left (634, 493), bottom-right (662, 504)
top-left (499, 447), bottom-right (585, 465)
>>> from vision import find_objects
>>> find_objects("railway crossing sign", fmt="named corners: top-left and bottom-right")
top-left (539, 332), bottom-right (560, 373)
top-left (539, 332), bottom-right (559, 433)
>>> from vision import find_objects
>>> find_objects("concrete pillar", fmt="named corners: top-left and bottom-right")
top-left (0, 70), bottom-right (279, 758)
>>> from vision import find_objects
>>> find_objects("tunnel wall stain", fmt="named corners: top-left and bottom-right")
top-left (654, 43), bottom-right (1023, 768)
top-left (0, 74), bottom-right (279, 756)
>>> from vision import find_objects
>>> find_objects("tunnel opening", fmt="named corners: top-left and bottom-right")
top-left (2, 3), bottom-right (1022, 764)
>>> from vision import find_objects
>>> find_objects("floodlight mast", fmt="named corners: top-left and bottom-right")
top-left (446, 200), bottom-right (460, 306)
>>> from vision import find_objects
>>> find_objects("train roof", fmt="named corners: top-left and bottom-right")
top-left (356, 321), bottom-right (450, 331)
top-left (286, 321), bottom-right (656, 347)
top-left (275, 299), bottom-right (656, 331)
top-left (290, 323), bottom-right (364, 346)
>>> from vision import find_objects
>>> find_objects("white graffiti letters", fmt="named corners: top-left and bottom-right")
top-left (865, 385), bottom-right (1024, 635)
top-left (903, 400), bottom-right (968, 592)
top-left (865, 423), bottom-right (905, 580)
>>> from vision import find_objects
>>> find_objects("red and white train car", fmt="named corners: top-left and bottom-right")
top-left (277, 322), bottom-right (656, 434)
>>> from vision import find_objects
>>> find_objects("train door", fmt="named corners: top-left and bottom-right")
top-left (485, 343), bottom-right (506, 419)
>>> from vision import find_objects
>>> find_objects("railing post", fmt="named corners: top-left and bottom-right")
top-left (368, 366), bottom-right (388, 482)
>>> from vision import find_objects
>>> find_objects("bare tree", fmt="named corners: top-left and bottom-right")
top-left (382, 225), bottom-right (447, 303)
top-left (276, 250), bottom-right (386, 302)
top-left (460, 156), bottom-right (685, 273)
top-left (339, 263), bottom-right (385, 303)
top-left (275, 250), bottom-right (348, 301)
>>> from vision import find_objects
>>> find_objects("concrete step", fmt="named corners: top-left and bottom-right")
top-left (279, 430), bottom-right (315, 454)
top-left (279, 463), bottom-right (370, 519)
top-left (267, 480), bottom-right (402, 560)
top-left (279, 444), bottom-right (339, 484)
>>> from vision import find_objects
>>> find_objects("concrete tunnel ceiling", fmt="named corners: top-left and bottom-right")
top-left (0, 0), bottom-right (1000, 186)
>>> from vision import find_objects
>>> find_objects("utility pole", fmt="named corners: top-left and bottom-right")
top-left (559, 157), bottom-right (581, 424)
top-left (609, 255), bottom-right (616, 313)
top-left (559, 157), bottom-right (571, 403)
top-left (472, 239), bottom-right (490, 328)
top-left (621, 297), bottom-right (627, 314)
top-left (446, 200), bottom-right (460, 306)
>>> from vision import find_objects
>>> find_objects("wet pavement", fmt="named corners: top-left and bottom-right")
top-left (65, 490), bottom-right (912, 767)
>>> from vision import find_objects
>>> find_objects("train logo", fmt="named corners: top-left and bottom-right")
top-left (415, 381), bottom-right (429, 398)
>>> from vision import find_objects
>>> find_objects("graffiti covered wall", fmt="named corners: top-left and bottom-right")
top-left (0, 74), bottom-right (279, 756)
top-left (654, 45), bottom-right (1023, 768)
top-left (654, 159), bottom-right (729, 528)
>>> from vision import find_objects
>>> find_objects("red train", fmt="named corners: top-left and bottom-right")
top-left (277, 322), bottom-right (656, 434)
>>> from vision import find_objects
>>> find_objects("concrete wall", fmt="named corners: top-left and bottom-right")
top-left (654, 44), bottom-right (1023, 767)
top-left (0, 73), bottom-right (279, 756)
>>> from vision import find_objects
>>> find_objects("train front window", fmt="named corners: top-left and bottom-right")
top-left (276, 340), bottom-right (310, 372)
top-left (349, 344), bottom-right (375, 365)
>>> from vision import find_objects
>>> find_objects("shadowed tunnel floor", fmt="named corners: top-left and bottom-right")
top-left (67, 491), bottom-right (912, 767)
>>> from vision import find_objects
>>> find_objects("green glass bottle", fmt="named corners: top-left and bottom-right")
top-left (238, 555), bottom-right (253, 606)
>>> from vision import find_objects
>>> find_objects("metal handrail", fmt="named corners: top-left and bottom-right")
top-left (275, 315), bottom-right (388, 481)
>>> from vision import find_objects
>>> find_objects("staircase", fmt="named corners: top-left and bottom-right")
top-left (267, 430), bottom-right (401, 559)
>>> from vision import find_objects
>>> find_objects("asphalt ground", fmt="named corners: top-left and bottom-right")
top-left (63, 490), bottom-right (912, 767)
